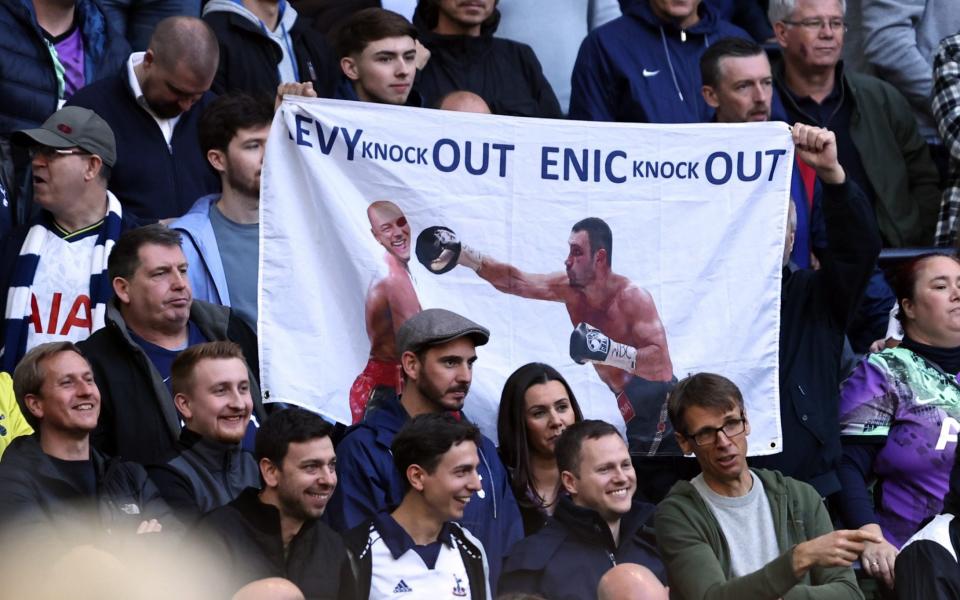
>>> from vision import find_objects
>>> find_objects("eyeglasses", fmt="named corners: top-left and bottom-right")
top-left (782, 18), bottom-right (847, 32)
top-left (28, 146), bottom-right (90, 160)
top-left (683, 415), bottom-right (747, 447)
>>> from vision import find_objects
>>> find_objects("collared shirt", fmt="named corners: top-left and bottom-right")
top-left (126, 52), bottom-right (181, 148)
top-left (374, 512), bottom-right (456, 570)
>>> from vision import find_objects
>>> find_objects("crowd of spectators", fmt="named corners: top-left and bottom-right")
top-left (1, 0), bottom-right (960, 598)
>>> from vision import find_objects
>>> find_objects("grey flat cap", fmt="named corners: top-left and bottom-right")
top-left (397, 308), bottom-right (490, 355)
top-left (13, 106), bottom-right (117, 167)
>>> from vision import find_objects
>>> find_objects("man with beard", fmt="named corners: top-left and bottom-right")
top-left (147, 341), bottom-right (260, 524)
top-left (171, 94), bottom-right (274, 333)
top-left (327, 308), bottom-right (523, 590)
top-left (350, 200), bottom-right (423, 423)
top-left (195, 407), bottom-right (356, 598)
top-left (67, 17), bottom-right (221, 219)
top-left (417, 218), bottom-right (678, 493)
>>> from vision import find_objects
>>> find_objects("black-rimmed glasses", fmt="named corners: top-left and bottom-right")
top-left (684, 414), bottom-right (747, 447)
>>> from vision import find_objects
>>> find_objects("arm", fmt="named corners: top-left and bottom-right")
top-left (860, 0), bottom-right (932, 115)
top-left (655, 496), bottom-right (799, 600)
top-left (782, 482), bottom-right (867, 600)
top-left (792, 124), bottom-right (880, 330)
top-left (146, 465), bottom-right (202, 525)
top-left (518, 44), bottom-right (562, 119)
top-left (894, 539), bottom-right (960, 599)
top-left (382, 274), bottom-right (421, 336)
top-left (475, 255), bottom-right (571, 302)
top-left (623, 286), bottom-right (672, 380)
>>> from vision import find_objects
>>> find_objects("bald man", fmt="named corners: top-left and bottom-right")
top-left (68, 16), bottom-right (221, 219)
top-left (438, 91), bottom-right (492, 114)
top-left (350, 200), bottom-right (422, 423)
top-left (598, 564), bottom-right (669, 600)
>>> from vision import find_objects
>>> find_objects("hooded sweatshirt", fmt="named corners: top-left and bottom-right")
top-left (202, 0), bottom-right (339, 98)
top-left (569, 0), bottom-right (750, 123)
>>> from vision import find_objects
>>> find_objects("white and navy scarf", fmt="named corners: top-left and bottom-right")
top-left (0, 192), bottom-right (123, 372)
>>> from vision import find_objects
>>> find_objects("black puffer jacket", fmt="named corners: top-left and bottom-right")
top-left (0, 435), bottom-right (178, 538)
top-left (0, 0), bottom-right (129, 134)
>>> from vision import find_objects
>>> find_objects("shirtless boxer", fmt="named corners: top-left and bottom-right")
top-left (416, 217), bottom-right (677, 455)
top-left (351, 200), bottom-right (422, 423)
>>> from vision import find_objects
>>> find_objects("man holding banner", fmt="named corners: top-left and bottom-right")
top-left (416, 216), bottom-right (678, 460)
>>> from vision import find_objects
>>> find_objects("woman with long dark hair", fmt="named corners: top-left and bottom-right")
top-left (497, 362), bottom-right (583, 535)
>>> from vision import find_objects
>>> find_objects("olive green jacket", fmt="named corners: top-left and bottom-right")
top-left (655, 468), bottom-right (862, 600)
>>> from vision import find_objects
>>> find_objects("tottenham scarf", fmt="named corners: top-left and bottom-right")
top-left (0, 192), bottom-right (123, 372)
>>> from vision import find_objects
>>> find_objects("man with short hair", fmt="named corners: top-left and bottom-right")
top-left (0, 107), bottom-right (141, 372)
top-left (0, 342), bottom-right (174, 538)
top-left (67, 16), bottom-right (221, 220)
top-left (170, 94), bottom-right (274, 333)
top-left (349, 199), bottom-right (422, 423)
top-left (499, 420), bottom-right (666, 599)
top-left (147, 341), bottom-right (259, 523)
top-left (196, 407), bottom-right (356, 599)
top-left (568, 0), bottom-right (749, 123)
top-left (334, 8), bottom-right (422, 106)
top-left (78, 224), bottom-right (265, 465)
top-left (437, 91), bottom-right (491, 113)
top-left (328, 308), bottom-right (523, 589)
top-left (769, 0), bottom-right (941, 248)
top-left (412, 0), bottom-right (561, 117)
top-left (656, 372), bottom-right (879, 599)
top-left (700, 36), bottom-right (893, 353)
top-left (202, 0), bottom-right (339, 99)
top-left (344, 412), bottom-right (492, 599)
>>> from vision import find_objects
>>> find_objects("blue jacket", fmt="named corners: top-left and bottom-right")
top-left (326, 395), bottom-right (524, 590)
top-left (0, 0), bottom-right (129, 134)
top-left (170, 194), bottom-right (230, 307)
top-left (66, 67), bottom-right (220, 220)
top-left (569, 0), bottom-right (749, 123)
top-left (499, 495), bottom-right (665, 600)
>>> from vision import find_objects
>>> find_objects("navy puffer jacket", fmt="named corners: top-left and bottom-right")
top-left (0, 0), bottom-right (129, 134)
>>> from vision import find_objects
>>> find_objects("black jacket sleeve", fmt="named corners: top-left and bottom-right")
top-left (895, 540), bottom-right (960, 599)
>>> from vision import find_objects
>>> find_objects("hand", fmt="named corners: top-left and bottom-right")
top-left (792, 529), bottom-right (883, 577)
top-left (860, 524), bottom-right (897, 589)
top-left (136, 518), bottom-right (162, 534)
top-left (274, 81), bottom-right (317, 111)
top-left (415, 40), bottom-right (431, 70)
top-left (792, 124), bottom-right (844, 185)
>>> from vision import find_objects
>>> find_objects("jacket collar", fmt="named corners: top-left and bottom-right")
top-left (553, 494), bottom-right (654, 552)
top-left (3, 434), bottom-right (110, 493)
top-left (177, 427), bottom-right (245, 471)
top-left (622, 0), bottom-right (721, 35)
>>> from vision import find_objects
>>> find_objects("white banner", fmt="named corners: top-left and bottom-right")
top-left (259, 97), bottom-right (791, 457)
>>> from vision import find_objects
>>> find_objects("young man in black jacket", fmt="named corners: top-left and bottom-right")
top-left (499, 420), bottom-right (667, 600)
top-left (195, 407), bottom-right (356, 599)
top-left (147, 341), bottom-right (260, 524)
top-left (0, 342), bottom-right (176, 541)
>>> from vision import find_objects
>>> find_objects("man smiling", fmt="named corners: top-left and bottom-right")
top-left (345, 413), bottom-right (491, 599)
top-left (197, 407), bottom-right (356, 598)
top-left (499, 420), bottom-right (666, 600)
top-left (147, 341), bottom-right (260, 524)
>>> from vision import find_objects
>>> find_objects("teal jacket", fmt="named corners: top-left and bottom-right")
top-left (655, 468), bottom-right (862, 600)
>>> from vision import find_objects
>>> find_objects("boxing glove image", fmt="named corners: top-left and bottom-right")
top-left (415, 225), bottom-right (483, 273)
top-left (570, 322), bottom-right (637, 372)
